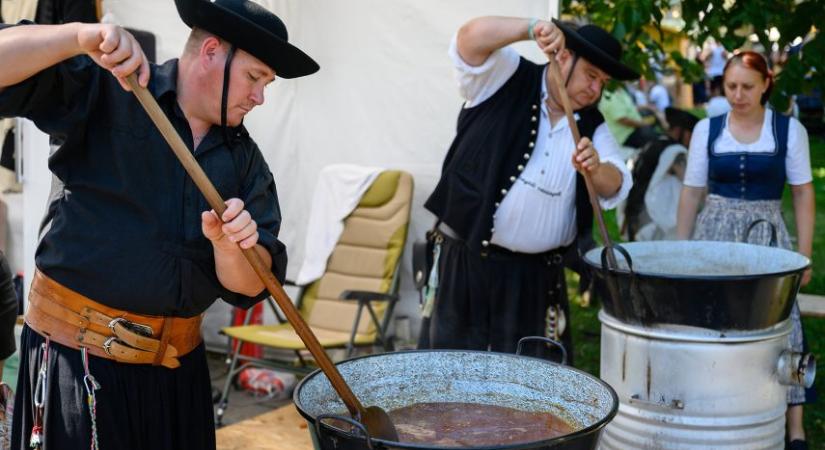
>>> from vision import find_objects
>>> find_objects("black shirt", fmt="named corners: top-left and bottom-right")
top-left (0, 43), bottom-right (287, 317)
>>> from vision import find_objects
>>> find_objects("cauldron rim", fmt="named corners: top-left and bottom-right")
top-left (583, 241), bottom-right (810, 281)
top-left (293, 349), bottom-right (619, 450)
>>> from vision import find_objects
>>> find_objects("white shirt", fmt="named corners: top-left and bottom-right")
top-left (648, 84), bottom-right (671, 111)
top-left (448, 37), bottom-right (632, 252)
top-left (706, 46), bottom-right (727, 77)
top-left (684, 109), bottom-right (813, 188)
top-left (705, 96), bottom-right (731, 118)
top-left (631, 89), bottom-right (648, 107)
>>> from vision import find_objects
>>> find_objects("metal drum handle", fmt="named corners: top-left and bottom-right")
top-left (745, 219), bottom-right (778, 247)
top-left (316, 414), bottom-right (375, 450)
top-left (600, 243), bottom-right (657, 325)
top-left (516, 336), bottom-right (567, 365)
top-left (600, 244), bottom-right (633, 274)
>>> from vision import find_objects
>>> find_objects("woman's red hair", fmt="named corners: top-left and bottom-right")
top-left (723, 50), bottom-right (774, 105)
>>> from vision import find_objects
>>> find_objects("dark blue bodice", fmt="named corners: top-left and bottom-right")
top-left (707, 112), bottom-right (790, 200)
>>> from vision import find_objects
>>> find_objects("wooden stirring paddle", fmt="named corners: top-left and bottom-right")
top-left (124, 73), bottom-right (399, 442)
top-left (545, 57), bottom-right (619, 270)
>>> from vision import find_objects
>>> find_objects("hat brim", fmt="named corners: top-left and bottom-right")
top-left (178, 1), bottom-right (319, 79)
top-left (552, 19), bottom-right (639, 81)
top-left (665, 107), bottom-right (700, 130)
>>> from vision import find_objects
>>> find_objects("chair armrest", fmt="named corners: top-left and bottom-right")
top-left (339, 290), bottom-right (398, 303)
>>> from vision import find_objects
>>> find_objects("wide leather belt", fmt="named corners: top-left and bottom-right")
top-left (25, 271), bottom-right (202, 369)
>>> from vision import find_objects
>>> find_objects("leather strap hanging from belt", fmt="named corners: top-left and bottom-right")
top-left (25, 271), bottom-right (202, 369)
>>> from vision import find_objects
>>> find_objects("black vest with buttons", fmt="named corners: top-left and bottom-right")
top-left (425, 56), bottom-right (603, 253)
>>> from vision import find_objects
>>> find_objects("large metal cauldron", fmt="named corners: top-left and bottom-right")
top-left (294, 350), bottom-right (619, 450)
top-left (584, 241), bottom-right (810, 330)
top-left (584, 241), bottom-right (814, 449)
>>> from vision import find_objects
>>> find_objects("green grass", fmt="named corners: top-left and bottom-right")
top-left (783, 136), bottom-right (825, 295)
top-left (573, 135), bottom-right (825, 444)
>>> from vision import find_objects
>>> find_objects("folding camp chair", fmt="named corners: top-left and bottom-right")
top-left (215, 170), bottom-right (412, 425)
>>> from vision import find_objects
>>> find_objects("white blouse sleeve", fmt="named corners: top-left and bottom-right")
top-left (786, 118), bottom-right (813, 185)
top-left (683, 118), bottom-right (711, 188)
top-left (593, 123), bottom-right (633, 209)
top-left (448, 33), bottom-right (520, 108)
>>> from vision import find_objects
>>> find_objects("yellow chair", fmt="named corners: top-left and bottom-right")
top-left (215, 170), bottom-right (413, 425)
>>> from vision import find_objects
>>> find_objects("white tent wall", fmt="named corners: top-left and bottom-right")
top-left (100, 0), bottom-right (552, 350)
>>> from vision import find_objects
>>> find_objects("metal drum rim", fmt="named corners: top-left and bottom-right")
top-left (599, 310), bottom-right (792, 343)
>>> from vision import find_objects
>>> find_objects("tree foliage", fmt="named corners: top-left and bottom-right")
top-left (563, 0), bottom-right (825, 109)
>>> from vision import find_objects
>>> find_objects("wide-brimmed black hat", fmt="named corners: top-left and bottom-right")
top-left (175, 0), bottom-right (319, 78)
top-left (665, 107), bottom-right (700, 130)
top-left (552, 19), bottom-right (638, 81)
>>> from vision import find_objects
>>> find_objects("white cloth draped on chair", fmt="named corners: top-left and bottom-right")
top-left (294, 164), bottom-right (384, 286)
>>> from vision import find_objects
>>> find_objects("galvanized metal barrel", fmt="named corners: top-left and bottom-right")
top-left (598, 312), bottom-right (796, 450)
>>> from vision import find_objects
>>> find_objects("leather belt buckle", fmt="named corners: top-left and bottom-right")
top-left (102, 336), bottom-right (119, 356)
top-left (108, 317), bottom-right (154, 338)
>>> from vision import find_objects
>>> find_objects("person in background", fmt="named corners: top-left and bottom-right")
top-left (0, 251), bottom-right (16, 384)
top-left (599, 83), bottom-right (658, 149)
top-left (705, 75), bottom-right (731, 118)
top-left (647, 76), bottom-right (671, 113)
top-left (703, 40), bottom-right (728, 81)
top-left (692, 54), bottom-right (708, 107)
top-left (676, 50), bottom-right (815, 450)
top-left (627, 79), bottom-right (648, 107)
top-left (621, 107), bottom-right (698, 241)
top-left (419, 16), bottom-right (635, 363)
top-left (0, 251), bottom-right (17, 449)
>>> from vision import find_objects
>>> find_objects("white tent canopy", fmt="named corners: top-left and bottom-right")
top-left (23, 0), bottom-right (556, 348)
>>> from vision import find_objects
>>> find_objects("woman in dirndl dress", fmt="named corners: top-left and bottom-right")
top-left (677, 50), bottom-right (816, 450)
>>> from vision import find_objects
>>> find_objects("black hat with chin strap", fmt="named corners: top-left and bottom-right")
top-left (175, 0), bottom-right (318, 78)
top-left (665, 107), bottom-right (699, 131)
top-left (175, 0), bottom-right (319, 146)
top-left (551, 19), bottom-right (639, 81)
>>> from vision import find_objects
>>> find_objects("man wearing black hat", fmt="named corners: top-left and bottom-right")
top-left (419, 17), bottom-right (637, 361)
top-left (622, 107), bottom-right (699, 241)
top-left (0, 0), bottom-right (317, 448)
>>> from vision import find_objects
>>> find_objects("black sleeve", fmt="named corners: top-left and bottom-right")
top-left (219, 140), bottom-right (288, 309)
top-left (0, 253), bottom-right (17, 361)
top-left (35, 0), bottom-right (99, 25)
top-left (0, 22), bottom-right (101, 141)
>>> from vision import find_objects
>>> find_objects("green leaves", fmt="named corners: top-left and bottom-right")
top-left (563, 0), bottom-right (825, 105)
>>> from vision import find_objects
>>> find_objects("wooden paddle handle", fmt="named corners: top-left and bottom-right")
top-left (124, 74), bottom-right (366, 419)
top-left (546, 58), bottom-right (618, 269)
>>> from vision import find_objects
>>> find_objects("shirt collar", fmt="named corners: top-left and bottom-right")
top-left (148, 58), bottom-right (249, 150)
top-left (540, 66), bottom-right (579, 126)
top-left (149, 59), bottom-right (179, 100)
